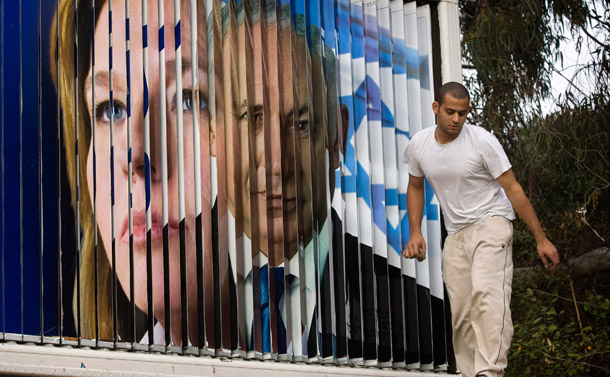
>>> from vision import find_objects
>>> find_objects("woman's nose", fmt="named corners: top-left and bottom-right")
top-left (122, 97), bottom-right (162, 183)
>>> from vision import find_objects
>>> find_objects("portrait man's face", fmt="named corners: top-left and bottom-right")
top-left (220, 12), bottom-right (340, 266)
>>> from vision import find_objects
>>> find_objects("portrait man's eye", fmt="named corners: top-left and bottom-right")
top-left (95, 100), bottom-right (126, 123)
top-left (298, 120), bottom-right (310, 134)
top-left (237, 106), bottom-right (264, 130)
top-left (255, 113), bottom-right (264, 126)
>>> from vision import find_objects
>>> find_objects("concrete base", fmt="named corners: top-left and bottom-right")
top-left (0, 342), bottom-right (455, 377)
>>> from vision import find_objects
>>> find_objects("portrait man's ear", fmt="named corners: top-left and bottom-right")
top-left (210, 122), bottom-right (217, 157)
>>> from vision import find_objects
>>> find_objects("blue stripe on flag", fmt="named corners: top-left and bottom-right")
top-left (356, 162), bottom-right (371, 206)
top-left (111, 146), bottom-right (115, 205)
top-left (381, 101), bottom-right (394, 128)
top-left (159, 25), bottom-right (165, 51)
top-left (425, 178), bottom-right (439, 220)
top-left (385, 189), bottom-right (398, 205)
top-left (143, 25), bottom-right (148, 47)
top-left (392, 40), bottom-right (406, 74)
top-left (349, 4), bottom-right (364, 59)
top-left (379, 27), bottom-right (392, 68)
top-left (175, 20), bottom-right (181, 49)
top-left (145, 154), bottom-right (151, 210)
top-left (337, 0), bottom-right (350, 55)
top-left (372, 184), bottom-right (388, 235)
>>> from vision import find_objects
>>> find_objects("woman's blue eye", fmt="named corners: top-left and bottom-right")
top-left (182, 90), bottom-right (207, 112)
top-left (96, 101), bottom-right (126, 123)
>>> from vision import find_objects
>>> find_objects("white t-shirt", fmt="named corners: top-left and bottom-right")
top-left (403, 124), bottom-right (515, 234)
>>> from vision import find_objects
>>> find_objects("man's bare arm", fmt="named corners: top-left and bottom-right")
top-left (402, 174), bottom-right (427, 260)
top-left (497, 169), bottom-right (560, 269)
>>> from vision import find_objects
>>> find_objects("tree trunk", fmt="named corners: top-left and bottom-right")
top-left (514, 247), bottom-right (610, 280)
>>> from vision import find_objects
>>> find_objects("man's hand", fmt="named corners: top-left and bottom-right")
top-left (402, 234), bottom-right (427, 261)
top-left (537, 238), bottom-right (559, 270)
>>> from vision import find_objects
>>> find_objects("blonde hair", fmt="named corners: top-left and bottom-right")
top-left (51, 0), bottom-right (118, 341)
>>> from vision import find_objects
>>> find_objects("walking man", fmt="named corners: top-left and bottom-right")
top-left (402, 82), bottom-right (560, 377)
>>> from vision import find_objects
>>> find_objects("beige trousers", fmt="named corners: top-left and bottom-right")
top-left (443, 216), bottom-right (514, 377)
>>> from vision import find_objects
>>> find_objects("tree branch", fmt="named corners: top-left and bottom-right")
top-left (515, 247), bottom-right (610, 281)
top-left (566, 247), bottom-right (610, 280)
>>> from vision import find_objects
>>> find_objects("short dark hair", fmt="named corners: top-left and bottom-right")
top-left (435, 81), bottom-right (470, 105)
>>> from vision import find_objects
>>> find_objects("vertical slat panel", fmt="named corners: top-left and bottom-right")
top-left (226, 0), bottom-right (246, 356)
top-left (200, 0), bottom-right (217, 355)
top-left (210, 0), bottom-right (231, 354)
top-left (18, 0), bottom-right (44, 343)
top-left (260, 0), bottom-right (284, 358)
top-left (276, 0), bottom-right (301, 362)
top-left (320, 0), bottom-right (340, 363)
top-left (140, 0), bottom-right (152, 349)
top-left (108, 0), bottom-right (120, 348)
top-left (305, 0), bottom-right (333, 361)
top-left (321, 0), bottom-right (348, 362)
top-left (223, 0), bottom-right (241, 355)
top-left (171, 0), bottom-right (190, 351)
top-left (0, 0), bottom-right (4, 342)
top-left (377, 0), bottom-right (406, 367)
top-left (124, 0), bottom-right (136, 348)
top-left (19, 0), bottom-right (25, 342)
top-left (245, 0), bottom-right (265, 357)
top-left (188, 0), bottom-right (206, 354)
top-left (156, 0), bottom-right (168, 349)
top-left (404, 2), bottom-right (434, 369)
top-left (293, 0), bottom-right (318, 360)
top-left (74, 0), bottom-right (82, 346)
top-left (38, 0), bottom-right (45, 343)
top-left (349, 0), bottom-right (377, 364)
top-left (335, 0), bottom-right (364, 363)
top-left (363, 0), bottom-right (393, 365)
top-left (400, 2), bottom-right (421, 368)
top-left (389, 0), bottom-right (411, 368)
top-left (250, 0), bottom-right (267, 356)
top-left (416, 5), bottom-right (447, 370)
top-left (90, 0), bottom-right (100, 346)
top-left (55, 0), bottom-right (63, 345)
top-left (232, 0), bottom-right (257, 358)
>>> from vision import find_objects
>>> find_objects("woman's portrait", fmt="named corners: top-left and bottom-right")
top-left (53, 0), bottom-right (212, 347)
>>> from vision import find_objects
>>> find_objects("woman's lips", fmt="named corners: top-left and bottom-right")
top-left (121, 210), bottom-right (180, 245)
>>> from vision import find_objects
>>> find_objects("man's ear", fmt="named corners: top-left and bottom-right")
top-left (432, 100), bottom-right (440, 115)
top-left (340, 104), bottom-right (349, 156)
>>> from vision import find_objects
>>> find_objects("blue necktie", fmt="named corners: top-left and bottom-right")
top-left (260, 264), bottom-right (287, 354)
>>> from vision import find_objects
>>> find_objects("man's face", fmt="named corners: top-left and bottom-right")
top-left (432, 94), bottom-right (470, 143)
top-left (222, 20), bottom-right (336, 266)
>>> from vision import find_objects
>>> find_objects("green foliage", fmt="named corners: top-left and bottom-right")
top-left (460, 0), bottom-right (609, 149)
top-left (461, 0), bottom-right (557, 144)
top-left (508, 275), bottom-right (610, 376)
top-left (512, 96), bottom-right (610, 262)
